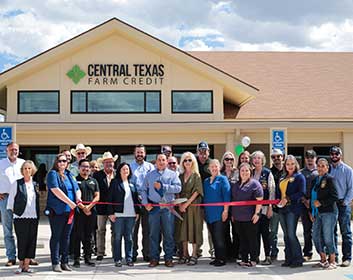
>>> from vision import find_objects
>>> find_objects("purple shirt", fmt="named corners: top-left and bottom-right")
top-left (231, 178), bottom-right (263, 222)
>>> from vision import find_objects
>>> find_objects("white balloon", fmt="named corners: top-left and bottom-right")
top-left (241, 136), bottom-right (251, 148)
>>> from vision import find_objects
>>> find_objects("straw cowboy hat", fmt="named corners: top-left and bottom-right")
top-left (97, 151), bottom-right (119, 165)
top-left (70, 143), bottom-right (92, 158)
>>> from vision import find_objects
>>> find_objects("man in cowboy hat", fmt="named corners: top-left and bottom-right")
top-left (70, 144), bottom-right (92, 177)
top-left (93, 151), bottom-right (118, 261)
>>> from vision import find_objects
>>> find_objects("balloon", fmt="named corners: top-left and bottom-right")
top-left (241, 136), bottom-right (251, 148)
top-left (235, 144), bottom-right (244, 156)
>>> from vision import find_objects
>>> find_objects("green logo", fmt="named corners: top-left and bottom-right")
top-left (67, 65), bottom-right (86, 84)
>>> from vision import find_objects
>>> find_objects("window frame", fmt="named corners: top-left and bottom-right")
top-left (17, 90), bottom-right (60, 114)
top-left (171, 90), bottom-right (213, 114)
top-left (70, 90), bottom-right (161, 114)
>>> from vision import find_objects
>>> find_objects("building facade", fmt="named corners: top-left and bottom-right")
top-left (0, 18), bottom-right (352, 169)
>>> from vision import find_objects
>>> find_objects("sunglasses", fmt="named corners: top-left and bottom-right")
top-left (168, 162), bottom-right (177, 165)
top-left (58, 159), bottom-right (67, 163)
top-left (305, 156), bottom-right (315, 159)
top-left (224, 158), bottom-right (234, 161)
top-left (77, 152), bottom-right (86, 155)
top-left (183, 159), bottom-right (193, 163)
top-left (330, 152), bottom-right (340, 156)
top-left (271, 155), bottom-right (281, 159)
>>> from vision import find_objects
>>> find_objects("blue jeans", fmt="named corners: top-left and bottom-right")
top-left (334, 205), bottom-right (352, 261)
top-left (48, 212), bottom-right (74, 265)
top-left (0, 195), bottom-right (16, 260)
top-left (269, 211), bottom-right (280, 258)
top-left (313, 211), bottom-right (338, 255)
top-left (148, 208), bottom-right (174, 261)
top-left (113, 216), bottom-right (135, 262)
top-left (279, 210), bottom-right (303, 265)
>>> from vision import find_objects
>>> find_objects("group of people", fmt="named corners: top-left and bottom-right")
top-left (0, 141), bottom-right (352, 273)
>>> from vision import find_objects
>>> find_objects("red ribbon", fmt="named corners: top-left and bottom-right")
top-left (81, 199), bottom-right (280, 207)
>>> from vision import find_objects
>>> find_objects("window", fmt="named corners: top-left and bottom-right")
top-left (172, 91), bottom-right (213, 113)
top-left (18, 91), bottom-right (59, 114)
top-left (71, 91), bottom-right (161, 113)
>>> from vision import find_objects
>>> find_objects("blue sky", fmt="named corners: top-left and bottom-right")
top-left (1, 0), bottom-right (353, 72)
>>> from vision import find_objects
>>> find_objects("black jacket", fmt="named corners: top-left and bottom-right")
top-left (13, 178), bottom-right (40, 218)
top-left (311, 174), bottom-right (338, 214)
top-left (93, 170), bottom-right (115, 215)
top-left (107, 178), bottom-right (141, 215)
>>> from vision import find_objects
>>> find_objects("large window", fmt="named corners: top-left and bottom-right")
top-left (18, 91), bottom-right (59, 114)
top-left (172, 90), bottom-right (213, 113)
top-left (71, 91), bottom-right (161, 113)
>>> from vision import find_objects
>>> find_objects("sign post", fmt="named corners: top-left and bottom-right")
top-left (0, 125), bottom-right (15, 159)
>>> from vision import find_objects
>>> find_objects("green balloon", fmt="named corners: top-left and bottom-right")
top-left (235, 144), bottom-right (245, 156)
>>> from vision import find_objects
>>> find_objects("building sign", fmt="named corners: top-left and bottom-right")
top-left (67, 63), bottom-right (165, 86)
top-left (0, 126), bottom-right (13, 159)
top-left (270, 128), bottom-right (287, 155)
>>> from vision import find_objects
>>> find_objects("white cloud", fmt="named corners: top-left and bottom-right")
top-left (1, 0), bottom-right (353, 72)
top-left (182, 39), bottom-right (213, 51)
top-left (309, 19), bottom-right (353, 50)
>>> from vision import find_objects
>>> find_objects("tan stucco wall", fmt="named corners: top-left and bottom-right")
top-left (7, 34), bottom-right (223, 123)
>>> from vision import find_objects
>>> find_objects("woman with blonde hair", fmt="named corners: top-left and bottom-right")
top-left (7, 161), bottom-right (39, 274)
top-left (251, 150), bottom-right (275, 265)
top-left (175, 152), bottom-right (203, 265)
top-left (203, 159), bottom-right (231, 266)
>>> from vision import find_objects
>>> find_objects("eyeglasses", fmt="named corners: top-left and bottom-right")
top-left (58, 160), bottom-right (67, 163)
top-left (168, 162), bottom-right (177, 165)
top-left (224, 158), bottom-right (234, 161)
top-left (184, 159), bottom-right (193, 163)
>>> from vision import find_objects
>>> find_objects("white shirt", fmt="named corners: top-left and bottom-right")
top-left (115, 181), bottom-right (136, 218)
top-left (0, 157), bottom-right (25, 193)
top-left (7, 180), bottom-right (37, 219)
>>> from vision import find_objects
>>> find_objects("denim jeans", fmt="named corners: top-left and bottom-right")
top-left (0, 195), bottom-right (16, 260)
top-left (208, 220), bottom-right (226, 262)
top-left (113, 216), bottom-right (135, 262)
top-left (269, 211), bottom-right (280, 258)
top-left (300, 209), bottom-right (313, 257)
top-left (48, 212), bottom-right (74, 265)
top-left (334, 205), bottom-right (352, 261)
top-left (279, 210), bottom-right (303, 265)
top-left (313, 211), bottom-right (338, 255)
top-left (148, 208), bottom-right (174, 261)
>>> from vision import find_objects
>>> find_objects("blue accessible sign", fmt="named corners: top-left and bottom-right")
top-left (0, 127), bottom-right (13, 159)
top-left (271, 129), bottom-right (286, 155)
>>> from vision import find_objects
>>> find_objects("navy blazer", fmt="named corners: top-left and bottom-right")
top-left (107, 178), bottom-right (141, 216)
top-left (279, 172), bottom-right (306, 215)
top-left (13, 178), bottom-right (40, 218)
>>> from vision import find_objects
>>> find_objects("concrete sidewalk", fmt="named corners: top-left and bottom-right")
top-left (0, 220), bottom-right (352, 280)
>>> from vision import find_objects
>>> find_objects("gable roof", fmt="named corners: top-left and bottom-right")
top-left (0, 18), bottom-right (258, 106)
top-left (190, 51), bottom-right (353, 119)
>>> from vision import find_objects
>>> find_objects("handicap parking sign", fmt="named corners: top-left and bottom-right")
top-left (271, 129), bottom-right (286, 154)
top-left (0, 127), bottom-right (13, 159)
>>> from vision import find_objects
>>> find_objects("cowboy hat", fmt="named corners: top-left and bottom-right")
top-left (71, 143), bottom-right (92, 158)
top-left (97, 151), bottom-right (119, 164)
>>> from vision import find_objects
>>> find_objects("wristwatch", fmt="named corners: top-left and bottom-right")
top-left (256, 212), bottom-right (261, 217)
